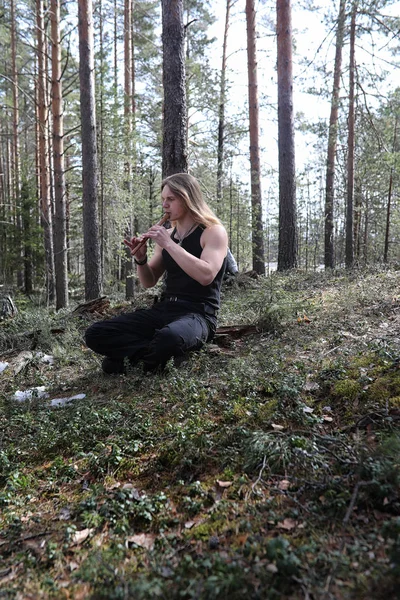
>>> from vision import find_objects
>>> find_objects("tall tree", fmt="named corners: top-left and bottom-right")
top-left (324, 0), bottom-right (346, 269)
top-left (78, 0), bottom-right (102, 299)
top-left (161, 0), bottom-right (187, 177)
top-left (383, 114), bottom-right (397, 263)
top-left (36, 0), bottom-right (55, 303)
top-left (216, 0), bottom-right (232, 209)
top-left (345, 0), bottom-right (358, 269)
top-left (246, 0), bottom-right (265, 275)
top-left (276, 0), bottom-right (297, 271)
top-left (11, 0), bottom-right (22, 288)
top-left (124, 0), bottom-right (134, 299)
top-left (50, 0), bottom-right (69, 309)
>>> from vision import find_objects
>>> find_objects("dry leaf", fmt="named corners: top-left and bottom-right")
top-left (304, 381), bottom-right (320, 392)
top-left (216, 480), bottom-right (232, 488)
top-left (71, 528), bottom-right (94, 545)
top-left (126, 533), bottom-right (155, 551)
top-left (12, 351), bottom-right (33, 375)
top-left (277, 518), bottom-right (297, 530)
top-left (184, 516), bottom-right (205, 530)
top-left (278, 479), bottom-right (290, 491)
top-left (236, 534), bottom-right (249, 546)
top-left (266, 563), bottom-right (278, 573)
top-left (0, 567), bottom-right (18, 585)
top-left (271, 424), bottom-right (284, 431)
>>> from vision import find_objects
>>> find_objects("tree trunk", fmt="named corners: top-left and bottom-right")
top-left (246, 0), bottom-right (265, 275)
top-left (50, 0), bottom-right (69, 309)
top-left (161, 0), bottom-right (188, 177)
top-left (124, 0), bottom-right (134, 300)
top-left (383, 115), bottom-right (397, 263)
top-left (324, 0), bottom-right (346, 269)
top-left (216, 0), bottom-right (232, 209)
top-left (11, 0), bottom-right (23, 289)
top-left (114, 0), bottom-right (118, 96)
top-left (277, 0), bottom-right (297, 271)
top-left (78, 0), bottom-right (103, 300)
top-left (353, 176), bottom-right (362, 260)
top-left (36, 0), bottom-right (55, 303)
top-left (345, 1), bottom-right (357, 269)
top-left (363, 192), bottom-right (369, 264)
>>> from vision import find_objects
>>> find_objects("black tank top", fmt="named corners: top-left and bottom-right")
top-left (161, 225), bottom-right (227, 311)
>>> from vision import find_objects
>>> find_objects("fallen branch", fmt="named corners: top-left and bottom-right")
top-left (72, 296), bottom-right (110, 316)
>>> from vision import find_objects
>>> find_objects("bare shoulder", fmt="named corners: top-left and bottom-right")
top-left (201, 223), bottom-right (228, 244)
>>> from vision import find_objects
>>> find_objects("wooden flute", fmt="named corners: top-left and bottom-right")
top-left (130, 213), bottom-right (170, 257)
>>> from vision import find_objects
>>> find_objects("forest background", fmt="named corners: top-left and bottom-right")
top-left (1, 1), bottom-right (400, 598)
top-left (1, 0), bottom-right (400, 309)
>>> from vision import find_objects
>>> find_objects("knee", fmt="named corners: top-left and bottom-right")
top-left (153, 326), bottom-right (183, 353)
top-left (84, 322), bottom-right (104, 352)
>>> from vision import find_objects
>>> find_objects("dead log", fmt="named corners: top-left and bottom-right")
top-left (72, 296), bottom-right (110, 316)
top-left (215, 324), bottom-right (259, 338)
top-left (214, 324), bottom-right (259, 347)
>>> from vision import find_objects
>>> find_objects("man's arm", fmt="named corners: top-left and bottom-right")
top-left (146, 224), bottom-right (228, 286)
top-left (124, 234), bottom-right (167, 289)
top-left (136, 243), bottom-right (166, 288)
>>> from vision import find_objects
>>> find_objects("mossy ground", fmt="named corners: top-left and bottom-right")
top-left (0, 267), bottom-right (399, 599)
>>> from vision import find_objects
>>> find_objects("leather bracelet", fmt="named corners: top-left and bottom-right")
top-left (134, 255), bottom-right (148, 266)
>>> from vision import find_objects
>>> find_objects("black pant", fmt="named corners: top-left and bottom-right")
top-left (85, 299), bottom-right (214, 371)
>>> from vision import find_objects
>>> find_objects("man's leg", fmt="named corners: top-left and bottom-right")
top-left (85, 308), bottom-right (164, 372)
top-left (142, 312), bottom-right (209, 371)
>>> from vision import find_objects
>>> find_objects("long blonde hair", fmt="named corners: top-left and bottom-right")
top-left (161, 173), bottom-right (221, 228)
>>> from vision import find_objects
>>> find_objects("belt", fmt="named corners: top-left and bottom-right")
top-left (160, 295), bottom-right (217, 316)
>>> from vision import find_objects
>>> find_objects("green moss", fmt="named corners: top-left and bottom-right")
top-left (367, 374), bottom-right (400, 404)
top-left (331, 379), bottom-right (362, 402)
top-left (389, 396), bottom-right (400, 408)
top-left (367, 377), bottom-right (391, 402)
top-left (232, 401), bottom-right (249, 419)
top-left (189, 518), bottom-right (225, 540)
top-left (351, 354), bottom-right (376, 369)
top-left (255, 399), bottom-right (278, 422)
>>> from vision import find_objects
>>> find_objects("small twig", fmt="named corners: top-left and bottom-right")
top-left (4, 531), bottom-right (53, 548)
top-left (250, 455), bottom-right (267, 495)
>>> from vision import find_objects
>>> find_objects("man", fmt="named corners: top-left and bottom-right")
top-left (85, 173), bottom-right (228, 374)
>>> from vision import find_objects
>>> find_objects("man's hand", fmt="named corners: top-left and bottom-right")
top-left (123, 236), bottom-right (148, 261)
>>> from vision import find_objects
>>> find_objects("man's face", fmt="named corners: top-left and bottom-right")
top-left (161, 184), bottom-right (186, 221)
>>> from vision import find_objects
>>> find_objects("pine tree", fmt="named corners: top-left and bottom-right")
top-left (78, 0), bottom-right (102, 299)
top-left (277, 0), bottom-right (297, 271)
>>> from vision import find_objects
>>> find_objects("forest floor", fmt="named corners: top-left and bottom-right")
top-left (0, 267), bottom-right (399, 600)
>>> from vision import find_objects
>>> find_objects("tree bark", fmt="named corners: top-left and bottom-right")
top-left (161, 0), bottom-right (188, 177)
top-left (324, 0), bottom-right (346, 269)
top-left (277, 0), bottom-right (297, 271)
top-left (216, 0), bottom-right (232, 209)
top-left (50, 0), bottom-right (69, 309)
top-left (78, 0), bottom-right (103, 300)
top-left (246, 0), bottom-right (265, 275)
top-left (383, 115), bottom-right (397, 263)
top-left (11, 0), bottom-right (23, 289)
top-left (345, 1), bottom-right (357, 269)
top-left (124, 0), bottom-right (134, 300)
top-left (36, 0), bottom-right (55, 303)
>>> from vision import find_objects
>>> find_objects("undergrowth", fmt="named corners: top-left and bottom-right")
top-left (0, 268), bottom-right (399, 599)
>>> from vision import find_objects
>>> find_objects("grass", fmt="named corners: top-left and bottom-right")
top-left (0, 267), bottom-right (399, 599)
